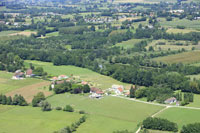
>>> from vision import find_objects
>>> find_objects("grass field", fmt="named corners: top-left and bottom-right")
top-left (0, 30), bottom-right (19, 37)
top-left (115, 38), bottom-right (144, 49)
top-left (0, 71), bottom-right (45, 94)
top-left (186, 94), bottom-right (200, 108)
top-left (25, 60), bottom-right (131, 90)
top-left (47, 93), bottom-right (164, 132)
top-left (146, 39), bottom-right (194, 51)
top-left (0, 105), bottom-right (81, 133)
top-left (114, 0), bottom-right (175, 3)
top-left (157, 107), bottom-right (200, 130)
top-left (159, 18), bottom-right (200, 29)
top-left (153, 51), bottom-right (200, 64)
top-left (167, 28), bottom-right (200, 34)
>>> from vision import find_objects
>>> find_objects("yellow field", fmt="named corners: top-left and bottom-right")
top-left (9, 31), bottom-right (37, 36)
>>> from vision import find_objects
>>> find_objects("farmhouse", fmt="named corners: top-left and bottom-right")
top-left (164, 97), bottom-right (177, 104)
top-left (58, 75), bottom-right (68, 80)
top-left (12, 70), bottom-right (24, 80)
top-left (25, 69), bottom-right (34, 77)
top-left (110, 85), bottom-right (124, 95)
top-left (89, 87), bottom-right (104, 98)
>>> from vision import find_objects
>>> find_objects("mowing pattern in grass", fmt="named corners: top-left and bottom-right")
top-left (25, 60), bottom-right (131, 90)
top-left (47, 93), bottom-right (164, 132)
top-left (157, 107), bottom-right (200, 130)
top-left (152, 51), bottom-right (200, 64)
top-left (0, 71), bottom-right (44, 94)
top-left (0, 105), bottom-right (82, 133)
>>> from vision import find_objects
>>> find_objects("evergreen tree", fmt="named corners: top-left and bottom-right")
top-left (130, 85), bottom-right (136, 98)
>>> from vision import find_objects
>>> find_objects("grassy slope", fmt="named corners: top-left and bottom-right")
top-left (0, 105), bottom-right (81, 133)
top-left (152, 51), bottom-right (200, 64)
top-left (47, 93), bottom-right (164, 132)
top-left (157, 107), bottom-right (200, 129)
top-left (0, 71), bottom-right (44, 94)
top-left (25, 60), bottom-right (131, 90)
top-left (186, 94), bottom-right (200, 108)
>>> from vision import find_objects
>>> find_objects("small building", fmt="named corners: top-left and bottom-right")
top-left (25, 69), bottom-right (34, 77)
top-left (89, 87), bottom-right (104, 98)
top-left (81, 81), bottom-right (88, 85)
top-left (58, 75), bottom-right (68, 80)
top-left (164, 97), bottom-right (177, 104)
top-left (12, 70), bottom-right (24, 80)
top-left (51, 76), bottom-right (58, 81)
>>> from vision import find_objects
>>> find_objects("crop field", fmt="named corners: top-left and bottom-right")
top-left (0, 71), bottom-right (46, 94)
top-left (0, 105), bottom-right (82, 133)
top-left (25, 60), bottom-right (131, 90)
top-left (115, 38), bottom-right (144, 49)
top-left (159, 18), bottom-right (200, 29)
top-left (9, 30), bottom-right (37, 36)
top-left (167, 28), bottom-right (200, 34)
top-left (47, 93), bottom-right (164, 133)
top-left (157, 107), bottom-right (200, 130)
top-left (146, 39), bottom-right (194, 51)
top-left (152, 51), bottom-right (200, 64)
top-left (114, 0), bottom-right (175, 3)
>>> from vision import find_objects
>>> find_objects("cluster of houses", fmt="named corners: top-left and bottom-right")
top-left (12, 69), bottom-right (34, 80)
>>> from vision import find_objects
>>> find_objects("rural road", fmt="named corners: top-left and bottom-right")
top-left (113, 95), bottom-right (200, 110)
top-left (112, 95), bottom-right (200, 133)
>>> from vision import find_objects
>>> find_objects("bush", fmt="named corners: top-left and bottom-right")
top-left (41, 101), bottom-right (51, 111)
top-left (63, 105), bottom-right (74, 112)
top-left (79, 110), bottom-right (85, 114)
top-left (55, 106), bottom-right (62, 110)
top-left (142, 117), bottom-right (178, 132)
top-left (32, 92), bottom-right (45, 107)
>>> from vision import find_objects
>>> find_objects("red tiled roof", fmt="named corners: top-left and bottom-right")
top-left (118, 87), bottom-right (123, 92)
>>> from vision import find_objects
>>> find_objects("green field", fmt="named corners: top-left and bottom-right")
top-left (0, 71), bottom-right (44, 94)
top-left (153, 51), bottom-right (200, 64)
top-left (114, 0), bottom-right (176, 3)
top-left (0, 30), bottom-right (19, 37)
top-left (0, 105), bottom-right (81, 133)
top-left (115, 38), bottom-right (144, 49)
top-left (186, 94), bottom-right (200, 108)
top-left (157, 107), bottom-right (200, 130)
top-left (167, 28), bottom-right (200, 34)
top-left (47, 93), bottom-right (164, 132)
top-left (159, 18), bottom-right (200, 29)
top-left (146, 39), bottom-right (194, 51)
top-left (25, 60), bottom-right (131, 90)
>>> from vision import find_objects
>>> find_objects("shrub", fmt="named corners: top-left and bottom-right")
top-left (63, 105), bottom-right (74, 112)
top-left (55, 106), bottom-right (62, 110)
top-left (181, 123), bottom-right (200, 133)
top-left (41, 101), bottom-right (51, 111)
top-left (79, 110), bottom-right (85, 114)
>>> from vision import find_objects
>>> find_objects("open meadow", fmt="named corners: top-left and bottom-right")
top-left (157, 107), bottom-right (200, 130)
top-left (115, 38), bottom-right (144, 49)
top-left (152, 51), bottom-right (200, 64)
top-left (47, 93), bottom-right (164, 132)
top-left (0, 71), bottom-right (52, 102)
top-left (0, 105), bottom-right (82, 133)
top-left (25, 60), bottom-right (131, 90)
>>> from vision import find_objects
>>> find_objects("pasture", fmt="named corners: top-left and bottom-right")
top-left (157, 107), bottom-right (200, 130)
top-left (167, 28), bottom-right (200, 34)
top-left (115, 38), bottom-right (144, 49)
top-left (186, 94), bottom-right (200, 108)
top-left (146, 39), bottom-right (194, 51)
top-left (0, 105), bottom-right (81, 133)
top-left (0, 71), bottom-right (51, 102)
top-left (159, 18), bottom-right (200, 29)
top-left (47, 93), bottom-right (164, 132)
top-left (25, 60), bottom-right (131, 90)
top-left (114, 0), bottom-right (176, 3)
top-left (152, 51), bottom-right (200, 64)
